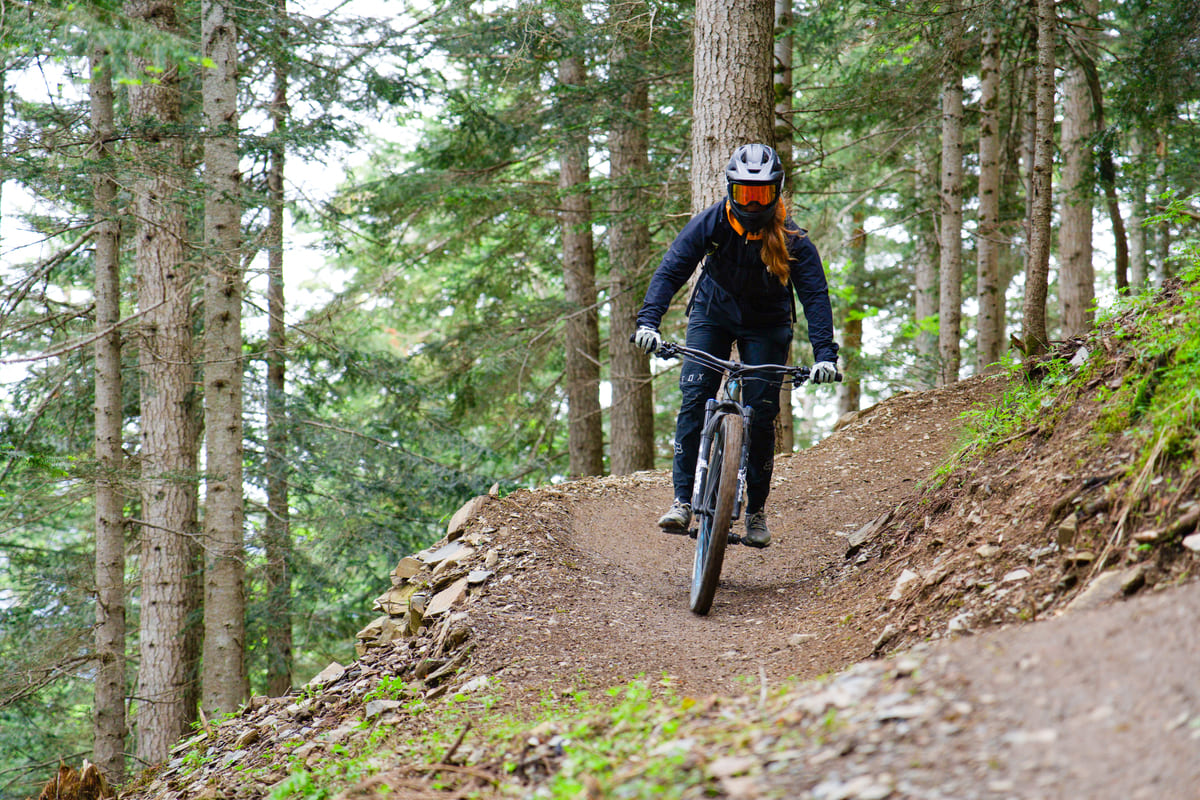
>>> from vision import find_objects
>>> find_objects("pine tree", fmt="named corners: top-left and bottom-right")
top-left (937, 0), bottom-right (964, 386)
top-left (89, 35), bottom-right (126, 784)
top-left (607, 0), bottom-right (655, 475)
top-left (200, 0), bottom-right (248, 715)
top-left (1022, 0), bottom-right (1057, 358)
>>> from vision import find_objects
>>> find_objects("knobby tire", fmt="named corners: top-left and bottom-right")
top-left (690, 414), bottom-right (743, 615)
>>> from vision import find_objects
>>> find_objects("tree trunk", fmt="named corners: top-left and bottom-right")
top-left (838, 214), bottom-right (864, 417)
top-left (1154, 130), bottom-right (1171, 283)
top-left (201, 0), bottom-right (248, 716)
top-left (1069, 29), bottom-right (1128, 295)
top-left (1129, 129), bottom-right (1148, 291)
top-left (691, 0), bottom-right (775, 210)
top-left (265, 0), bottom-right (293, 698)
top-left (1058, 0), bottom-right (1096, 338)
top-left (1022, 0), bottom-right (1056, 358)
top-left (90, 39), bottom-right (126, 785)
top-left (937, 0), bottom-right (964, 386)
top-left (128, 0), bottom-right (196, 764)
top-left (774, 0), bottom-right (795, 453)
top-left (976, 26), bottom-right (1004, 374)
top-left (557, 7), bottom-right (603, 478)
top-left (913, 142), bottom-right (938, 390)
top-left (607, 0), bottom-right (655, 475)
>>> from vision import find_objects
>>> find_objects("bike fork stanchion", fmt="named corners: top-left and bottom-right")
top-left (689, 399), bottom-right (718, 516)
top-left (733, 406), bottom-right (752, 521)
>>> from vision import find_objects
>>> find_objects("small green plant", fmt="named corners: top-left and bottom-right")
top-left (180, 746), bottom-right (212, 772)
top-left (363, 675), bottom-right (413, 703)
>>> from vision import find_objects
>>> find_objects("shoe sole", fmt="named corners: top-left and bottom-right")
top-left (658, 519), bottom-right (689, 532)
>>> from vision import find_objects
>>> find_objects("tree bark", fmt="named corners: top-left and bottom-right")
top-left (557, 6), bottom-right (603, 478)
top-left (937, 0), bottom-right (964, 386)
top-left (201, 0), bottom-right (248, 716)
top-left (774, 0), bottom-right (795, 453)
top-left (1154, 130), bottom-right (1170, 282)
top-left (127, 0), bottom-right (197, 764)
top-left (1022, 0), bottom-right (1056, 358)
top-left (607, 0), bottom-right (655, 475)
top-left (691, 0), bottom-right (775, 210)
top-left (1128, 129), bottom-right (1148, 291)
top-left (90, 39), bottom-right (126, 785)
top-left (1058, 0), bottom-right (1097, 338)
top-left (265, 0), bottom-right (293, 698)
top-left (976, 25), bottom-right (1004, 374)
top-left (913, 142), bottom-right (938, 390)
top-left (1069, 35), bottom-right (1128, 294)
top-left (838, 213), bottom-right (864, 417)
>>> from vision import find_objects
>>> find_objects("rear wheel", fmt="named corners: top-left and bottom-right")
top-left (689, 413), bottom-right (743, 615)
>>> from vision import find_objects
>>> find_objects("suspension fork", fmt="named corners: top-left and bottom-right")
top-left (732, 404), bottom-right (752, 521)
top-left (690, 398), bottom-right (748, 516)
top-left (689, 398), bottom-right (719, 513)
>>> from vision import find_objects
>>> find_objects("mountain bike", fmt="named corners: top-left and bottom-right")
top-left (655, 341), bottom-right (838, 615)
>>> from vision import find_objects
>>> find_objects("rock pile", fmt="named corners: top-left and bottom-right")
top-left (353, 493), bottom-right (501, 663)
top-left (129, 492), bottom-right (513, 800)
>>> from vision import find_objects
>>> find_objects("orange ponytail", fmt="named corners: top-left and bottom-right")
top-left (760, 200), bottom-right (801, 284)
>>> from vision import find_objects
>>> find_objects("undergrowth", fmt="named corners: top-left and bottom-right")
top-left (261, 675), bottom-right (718, 800)
top-left (942, 210), bottom-right (1200, 500)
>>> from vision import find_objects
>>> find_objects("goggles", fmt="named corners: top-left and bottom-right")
top-left (730, 182), bottom-right (778, 206)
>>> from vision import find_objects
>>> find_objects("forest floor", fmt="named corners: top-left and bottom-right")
top-left (127, 359), bottom-right (1200, 800)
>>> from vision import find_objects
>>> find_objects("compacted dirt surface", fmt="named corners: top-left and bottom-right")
top-left (468, 376), bottom-right (1000, 698)
top-left (127, 356), bottom-right (1200, 800)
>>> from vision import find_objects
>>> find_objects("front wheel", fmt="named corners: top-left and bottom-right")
top-left (690, 413), bottom-right (743, 615)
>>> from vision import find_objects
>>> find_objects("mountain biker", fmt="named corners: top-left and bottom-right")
top-left (633, 143), bottom-right (840, 548)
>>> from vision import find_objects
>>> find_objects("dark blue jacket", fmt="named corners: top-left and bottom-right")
top-left (636, 201), bottom-right (840, 365)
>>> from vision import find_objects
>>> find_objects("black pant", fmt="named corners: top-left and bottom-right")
top-left (672, 310), bottom-right (792, 513)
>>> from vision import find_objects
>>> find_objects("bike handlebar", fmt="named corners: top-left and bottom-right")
top-left (651, 340), bottom-right (843, 383)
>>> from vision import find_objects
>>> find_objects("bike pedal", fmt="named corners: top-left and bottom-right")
top-left (727, 533), bottom-right (743, 546)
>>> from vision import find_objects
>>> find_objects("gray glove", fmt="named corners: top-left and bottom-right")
top-left (811, 361), bottom-right (838, 384)
top-left (634, 325), bottom-right (662, 354)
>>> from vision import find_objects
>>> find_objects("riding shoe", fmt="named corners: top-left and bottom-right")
top-left (744, 511), bottom-right (771, 548)
top-left (658, 500), bottom-right (692, 532)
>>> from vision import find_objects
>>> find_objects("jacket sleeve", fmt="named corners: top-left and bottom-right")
top-left (635, 204), bottom-right (721, 329)
top-left (790, 235), bottom-right (840, 365)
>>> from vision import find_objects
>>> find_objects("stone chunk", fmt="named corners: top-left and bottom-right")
top-left (844, 510), bottom-right (892, 557)
top-left (1002, 568), bottom-right (1031, 583)
top-left (418, 541), bottom-right (469, 566)
top-left (1065, 566), bottom-right (1145, 613)
top-left (447, 495), bottom-right (488, 541)
top-left (392, 556), bottom-right (423, 581)
top-left (1057, 513), bottom-right (1078, 548)
top-left (306, 661), bottom-right (346, 689)
top-left (374, 583), bottom-right (417, 615)
top-left (888, 568), bottom-right (920, 601)
top-left (365, 699), bottom-right (401, 718)
top-left (426, 577), bottom-right (469, 616)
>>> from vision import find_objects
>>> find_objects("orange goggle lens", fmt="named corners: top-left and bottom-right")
top-left (730, 183), bottom-right (778, 206)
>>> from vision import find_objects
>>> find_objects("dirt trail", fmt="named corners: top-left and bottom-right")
top-left (468, 375), bottom-right (999, 697)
